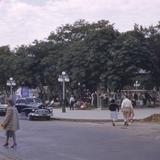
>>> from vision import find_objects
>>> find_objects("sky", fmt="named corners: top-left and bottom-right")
top-left (0, 0), bottom-right (160, 48)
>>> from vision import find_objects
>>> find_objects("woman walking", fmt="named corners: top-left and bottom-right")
top-left (1, 99), bottom-right (19, 148)
top-left (121, 95), bottom-right (134, 126)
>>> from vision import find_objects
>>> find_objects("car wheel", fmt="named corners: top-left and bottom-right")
top-left (46, 117), bottom-right (50, 120)
top-left (25, 112), bottom-right (29, 117)
top-left (29, 116), bottom-right (34, 120)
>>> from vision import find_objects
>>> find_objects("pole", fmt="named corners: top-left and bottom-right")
top-left (58, 72), bottom-right (69, 113)
top-left (10, 83), bottom-right (13, 99)
top-left (62, 79), bottom-right (66, 112)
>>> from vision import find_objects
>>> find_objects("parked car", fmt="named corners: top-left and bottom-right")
top-left (0, 103), bottom-right (8, 116)
top-left (15, 97), bottom-right (43, 116)
top-left (28, 108), bottom-right (53, 120)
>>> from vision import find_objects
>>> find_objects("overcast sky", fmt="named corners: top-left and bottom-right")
top-left (0, 0), bottom-right (160, 48)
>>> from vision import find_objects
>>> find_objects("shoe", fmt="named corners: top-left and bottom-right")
top-left (11, 144), bottom-right (17, 148)
top-left (3, 143), bottom-right (8, 147)
top-left (124, 122), bottom-right (128, 126)
top-left (112, 122), bottom-right (115, 126)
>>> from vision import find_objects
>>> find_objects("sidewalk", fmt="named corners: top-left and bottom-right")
top-left (53, 107), bottom-right (160, 122)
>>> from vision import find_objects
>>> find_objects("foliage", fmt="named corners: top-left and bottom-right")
top-left (0, 20), bottom-right (160, 96)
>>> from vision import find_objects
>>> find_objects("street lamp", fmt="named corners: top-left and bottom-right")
top-left (7, 77), bottom-right (16, 99)
top-left (58, 71), bottom-right (70, 112)
top-left (77, 82), bottom-right (81, 99)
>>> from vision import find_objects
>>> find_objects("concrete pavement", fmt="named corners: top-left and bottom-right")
top-left (0, 107), bottom-right (160, 159)
top-left (0, 150), bottom-right (17, 160)
top-left (1, 119), bottom-right (160, 160)
top-left (53, 107), bottom-right (160, 122)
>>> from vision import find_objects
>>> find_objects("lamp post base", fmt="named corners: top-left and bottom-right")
top-left (62, 101), bottom-right (66, 113)
top-left (62, 108), bottom-right (66, 113)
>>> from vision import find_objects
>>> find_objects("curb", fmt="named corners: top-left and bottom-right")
top-left (52, 117), bottom-right (141, 123)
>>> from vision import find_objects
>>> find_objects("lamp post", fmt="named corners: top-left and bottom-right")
top-left (133, 81), bottom-right (140, 106)
top-left (7, 77), bottom-right (16, 99)
top-left (58, 71), bottom-right (70, 112)
top-left (77, 82), bottom-right (81, 100)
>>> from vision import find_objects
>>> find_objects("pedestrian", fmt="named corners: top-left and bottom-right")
top-left (69, 95), bottom-right (75, 110)
top-left (121, 95), bottom-right (134, 126)
top-left (109, 99), bottom-right (119, 126)
top-left (1, 99), bottom-right (19, 148)
top-left (50, 98), bottom-right (55, 108)
top-left (91, 91), bottom-right (97, 107)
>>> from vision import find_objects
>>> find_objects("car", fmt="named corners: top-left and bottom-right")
top-left (0, 103), bottom-right (8, 116)
top-left (28, 108), bottom-right (53, 120)
top-left (15, 97), bottom-right (43, 115)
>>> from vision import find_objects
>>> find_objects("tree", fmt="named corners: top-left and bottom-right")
top-left (53, 20), bottom-right (119, 91)
top-left (141, 22), bottom-right (160, 90)
top-left (0, 46), bottom-right (15, 91)
top-left (107, 28), bottom-right (151, 91)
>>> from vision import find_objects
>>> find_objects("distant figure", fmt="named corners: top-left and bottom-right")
top-left (121, 96), bottom-right (134, 126)
top-left (1, 99), bottom-right (19, 148)
top-left (69, 95), bottom-right (75, 110)
top-left (91, 91), bottom-right (97, 107)
top-left (109, 99), bottom-right (119, 126)
top-left (50, 98), bottom-right (55, 108)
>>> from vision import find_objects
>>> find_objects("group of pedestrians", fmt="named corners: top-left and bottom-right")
top-left (68, 93), bottom-right (135, 126)
top-left (109, 95), bottom-right (134, 126)
top-left (67, 93), bottom-right (135, 126)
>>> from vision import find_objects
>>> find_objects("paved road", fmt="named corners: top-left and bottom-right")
top-left (0, 119), bottom-right (160, 160)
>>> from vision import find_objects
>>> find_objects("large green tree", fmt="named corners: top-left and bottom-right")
top-left (0, 46), bottom-right (15, 91)
top-left (1, 20), bottom-right (160, 98)
top-left (107, 26), bottom-right (151, 91)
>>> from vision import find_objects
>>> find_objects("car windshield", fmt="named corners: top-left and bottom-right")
top-left (34, 98), bottom-right (42, 103)
top-left (16, 99), bottom-right (26, 104)
top-left (16, 98), bottom-right (42, 104)
top-left (26, 98), bottom-right (34, 103)
top-left (25, 98), bottom-right (42, 104)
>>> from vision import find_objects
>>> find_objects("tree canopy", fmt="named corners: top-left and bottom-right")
top-left (0, 20), bottom-right (160, 97)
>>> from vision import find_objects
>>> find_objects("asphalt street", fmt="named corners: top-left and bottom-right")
top-left (0, 118), bottom-right (160, 160)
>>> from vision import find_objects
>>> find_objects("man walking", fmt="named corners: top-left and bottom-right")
top-left (121, 95), bottom-right (134, 126)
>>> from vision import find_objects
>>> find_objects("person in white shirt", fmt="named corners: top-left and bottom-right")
top-left (69, 95), bottom-right (75, 110)
top-left (121, 95), bottom-right (134, 126)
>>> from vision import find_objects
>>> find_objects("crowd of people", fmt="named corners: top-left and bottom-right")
top-left (50, 89), bottom-right (159, 111)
